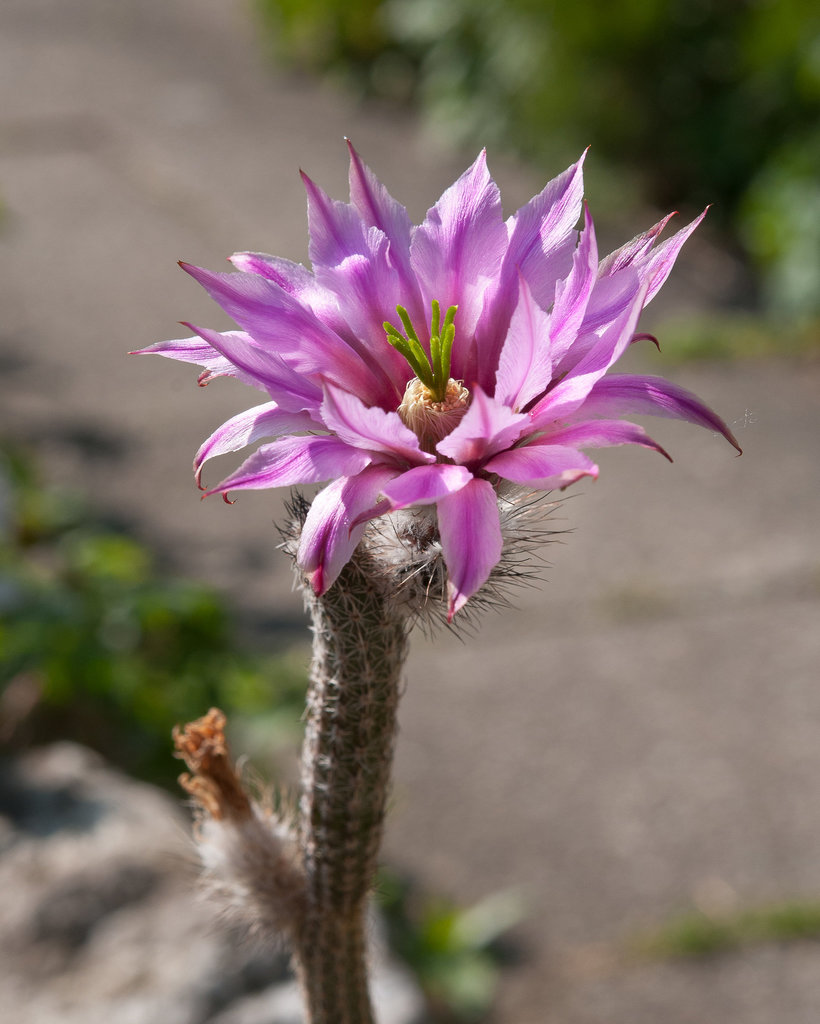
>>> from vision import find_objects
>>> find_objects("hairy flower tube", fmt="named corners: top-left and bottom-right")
top-left (136, 143), bottom-right (740, 619)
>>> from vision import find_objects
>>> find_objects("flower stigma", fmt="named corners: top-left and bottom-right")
top-left (384, 301), bottom-right (470, 453)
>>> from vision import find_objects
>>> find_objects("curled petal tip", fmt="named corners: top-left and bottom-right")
top-left (632, 332), bottom-right (660, 351)
top-left (222, 492), bottom-right (236, 505)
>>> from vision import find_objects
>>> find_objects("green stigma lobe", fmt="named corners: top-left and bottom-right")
top-left (383, 301), bottom-right (458, 402)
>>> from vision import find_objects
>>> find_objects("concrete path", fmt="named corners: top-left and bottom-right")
top-left (2, 2), bottom-right (820, 1021)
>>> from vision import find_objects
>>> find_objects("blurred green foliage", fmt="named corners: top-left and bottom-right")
top-left (0, 442), bottom-right (307, 787)
top-left (378, 868), bottom-right (524, 1020)
top-left (650, 310), bottom-right (820, 363)
top-left (634, 900), bottom-right (820, 959)
top-left (255, 0), bottom-right (820, 318)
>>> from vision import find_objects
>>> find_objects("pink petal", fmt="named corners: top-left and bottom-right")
top-left (131, 333), bottom-right (267, 391)
top-left (298, 464), bottom-right (401, 594)
top-left (484, 443), bottom-right (599, 490)
top-left (436, 386), bottom-right (529, 465)
top-left (301, 171), bottom-right (370, 272)
top-left (180, 263), bottom-right (386, 405)
top-left (504, 152), bottom-right (587, 311)
top-left (529, 278), bottom-right (648, 425)
top-left (410, 151), bottom-right (508, 382)
top-left (351, 463), bottom-right (473, 531)
top-left (576, 263), bottom-right (644, 338)
top-left (580, 210), bottom-right (702, 343)
top-left (474, 153), bottom-right (586, 390)
top-left (576, 374), bottom-right (742, 453)
top-left (346, 140), bottom-right (421, 312)
top-left (380, 463), bottom-right (473, 510)
top-left (598, 212), bottom-right (676, 277)
top-left (348, 141), bottom-right (412, 245)
top-left (543, 419), bottom-right (672, 461)
top-left (494, 274), bottom-right (553, 412)
top-left (184, 324), bottom-right (322, 411)
top-left (547, 205), bottom-right (599, 366)
top-left (194, 402), bottom-right (318, 488)
top-left (228, 252), bottom-right (314, 293)
top-left (203, 435), bottom-right (372, 497)
top-left (641, 209), bottom-right (708, 304)
top-left (315, 242), bottom-right (419, 397)
top-left (302, 163), bottom-right (421, 395)
top-left (320, 383), bottom-right (433, 465)
top-left (437, 478), bottom-right (503, 621)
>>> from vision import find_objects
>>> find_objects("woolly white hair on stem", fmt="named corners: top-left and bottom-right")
top-left (195, 808), bottom-right (306, 945)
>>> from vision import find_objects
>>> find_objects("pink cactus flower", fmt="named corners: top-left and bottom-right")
top-left (136, 143), bottom-right (740, 619)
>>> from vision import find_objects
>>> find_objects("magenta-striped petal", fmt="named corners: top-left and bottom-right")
top-left (543, 419), bottom-right (672, 461)
top-left (346, 141), bottom-right (422, 315)
top-left (472, 154), bottom-right (587, 391)
top-left (575, 265), bottom-right (644, 340)
top-left (348, 142), bottom-right (412, 246)
top-left (301, 170), bottom-right (371, 272)
top-left (298, 464), bottom-right (401, 594)
top-left (132, 333), bottom-right (268, 391)
top-left (315, 243), bottom-right (418, 397)
top-left (351, 463), bottom-right (474, 530)
top-left (194, 402), bottom-right (318, 487)
top-left (548, 205), bottom-right (599, 366)
top-left (180, 263), bottom-right (386, 404)
top-left (596, 209), bottom-right (707, 308)
top-left (575, 374), bottom-right (742, 453)
top-left (203, 434), bottom-right (372, 497)
top-left (436, 386), bottom-right (529, 466)
top-left (580, 211), bottom-right (702, 342)
top-left (302, 168), bottom-right (420, 394)
top-left (529, 278), bottom-right (648, 426)
top-left (228, 252), bottom-right (314, 293)
top-left (494, 274), bottom-right (553, 412)
top-left (437, 478), bottom-right (503, 621)
top-left (381, 463), bottom-right (473, 509)
top-left (484, 443), bottom-right (598, 490)
top-left (184, 323), bottom-right (323, 411)
top-left (598, 213), bottom-right (676, 277)
top-left (227, 253), bottom-right (355, 342)
top-left (640, 209), bottom-right (708, 303)
top-left (504, 153), bottom-right (586, 311)
top-left (410, 152), bottom-right (508, 383)
top-left (321, 383), bottom-right (433, 465)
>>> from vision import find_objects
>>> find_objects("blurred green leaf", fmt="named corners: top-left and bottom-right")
top-left (0, 440), bottom-right (307, 786)
top-left (255, 0), bottom-right (820, 317)
top-left (376, 867), bottom-right (524, 1020)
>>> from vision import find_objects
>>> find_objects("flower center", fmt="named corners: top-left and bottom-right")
top-left (384, 301), bottom-right (470, 452)
top-left (397, 376), bottom-right (470, 453)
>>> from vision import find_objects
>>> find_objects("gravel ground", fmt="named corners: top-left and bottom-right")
top-left (2, 2), bottom-right (820, 1021)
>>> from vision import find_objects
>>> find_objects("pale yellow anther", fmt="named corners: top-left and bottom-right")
top-left (397, 377), bottom-right (470, 454)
